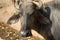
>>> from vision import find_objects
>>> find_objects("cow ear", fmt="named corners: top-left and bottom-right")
top-left (32, 0), bottom-right (43, 9)
top-left (7, 12), bottom-right (22, 24)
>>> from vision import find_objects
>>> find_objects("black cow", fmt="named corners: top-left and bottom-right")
top-left (7, 0), bottom-right (60, 40)
top-left (7, 0), bottom-right (43, 37)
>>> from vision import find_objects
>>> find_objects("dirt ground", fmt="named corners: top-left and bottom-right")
top-left (0, 22), bottom-right (45, 40)
top-left (0, 0), bottom-right (52, 40)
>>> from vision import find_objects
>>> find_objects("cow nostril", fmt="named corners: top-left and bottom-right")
top-left (19, 30), bottom-right (32, 37)
top-left (20, 31), bottom-right (27, 37)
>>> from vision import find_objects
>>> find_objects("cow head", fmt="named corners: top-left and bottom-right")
top-left (7, 0), bottom-right (43, 37)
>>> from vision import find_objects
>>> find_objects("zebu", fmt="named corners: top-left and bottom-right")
top-left (7, 0), bottom-right (60, 40)
top-left (7, 0), bottom-right (43, 37)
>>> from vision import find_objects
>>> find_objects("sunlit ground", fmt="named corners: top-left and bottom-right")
top-left (0, 22), bottom-right (45, 40)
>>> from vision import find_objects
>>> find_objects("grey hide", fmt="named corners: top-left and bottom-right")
top-left (44, 0), bottom-right (60, 40)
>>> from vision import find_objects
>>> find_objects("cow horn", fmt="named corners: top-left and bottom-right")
top-left (32, 0), bottom-right (43, 9)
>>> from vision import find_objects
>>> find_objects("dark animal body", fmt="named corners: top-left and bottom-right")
top-left (7, 0), bottom-right (60, 40)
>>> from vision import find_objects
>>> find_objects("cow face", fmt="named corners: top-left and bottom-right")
top-left (7, 0), bottom-right (43, 37)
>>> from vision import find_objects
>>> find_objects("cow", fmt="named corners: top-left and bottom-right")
top-left (7, 0), bottom-right (60, 40)
top-left (7, 0), bottom-right (43, 37)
